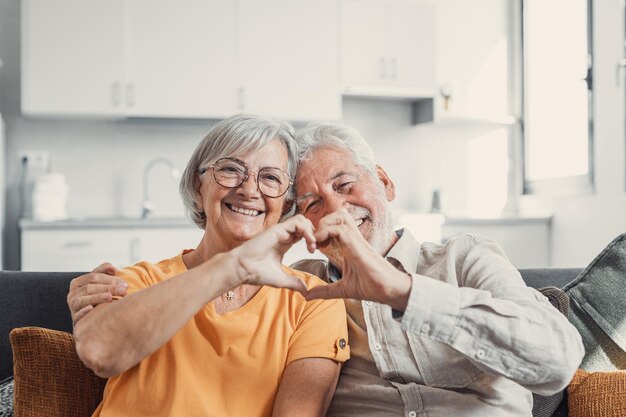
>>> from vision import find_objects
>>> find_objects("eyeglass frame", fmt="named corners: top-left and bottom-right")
top-left (198, 157), bottom-right (293, 198)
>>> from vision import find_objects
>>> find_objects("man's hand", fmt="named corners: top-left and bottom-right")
top-left (67, 263), bottom-right (127, 324)
top-left (231, 214), bottom-right (316, 295)
top-left (306, 208), bottom-right (412, 312)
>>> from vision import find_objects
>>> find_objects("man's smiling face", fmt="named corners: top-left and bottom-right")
top-left (296, 145), bottom-right (397, 264)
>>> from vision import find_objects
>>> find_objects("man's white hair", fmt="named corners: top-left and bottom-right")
top-left (295, 122), bottom-right (377, 176)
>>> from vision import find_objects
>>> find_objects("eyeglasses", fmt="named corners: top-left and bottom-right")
top-left (199, 157), bottom-right (293, 198)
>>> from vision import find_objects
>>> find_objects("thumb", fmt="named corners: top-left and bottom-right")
top-left (305, 282), bottom-right (345, 301)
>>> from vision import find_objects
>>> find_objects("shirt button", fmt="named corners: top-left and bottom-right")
top-left (408, 411), bottom-right (417, 417)
top-left (373, 342), bottom-right (382, 351)
top-left (338, 338), bottom-right (347, 349)
top-left (476, 349), bottom-right (486, 359)
top-left (420, 323), bottom-right (431, 334)
top-left (365, 301), bottom-right (374, 306)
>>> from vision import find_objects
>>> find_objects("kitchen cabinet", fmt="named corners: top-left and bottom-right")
top-left (125, 0), bottom-right (238, 118)
top-left (237, 0), bottom-right (340, 120)
top-left (339, 0), bottom-right (437, 98)
top-left (22, 0), bottom-right (340, 120)
top-left (22, 0), bottom-right (236, 119)
top-left (20, 219), bottom-right (204, 272)
top-left (21, 0), bottom-right (126, 116)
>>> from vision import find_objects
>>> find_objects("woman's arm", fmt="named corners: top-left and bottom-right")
top-left (73, 252), bottom-right (239, 378)
top-left (272, 358), bottom-right (341, 417)
top-left (74, 215), bottom-right (315, 378)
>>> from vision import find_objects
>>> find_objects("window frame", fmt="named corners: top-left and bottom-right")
top-left (520, 0), bottom-right (595, 196)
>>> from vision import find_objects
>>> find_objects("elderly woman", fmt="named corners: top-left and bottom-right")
top-left (73, 114), bottom-right (349, 417)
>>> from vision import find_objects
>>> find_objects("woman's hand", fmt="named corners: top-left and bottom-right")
top-left (230, 214), bottom-right (316, 294)
top-left (305, 208), bottom-right (412, 311)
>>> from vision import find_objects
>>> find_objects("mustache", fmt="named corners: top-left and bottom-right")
top-left (346, 206), bottom-right (371, 223)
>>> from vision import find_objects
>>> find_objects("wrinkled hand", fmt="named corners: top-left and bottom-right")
top-left (231, 214), bottom-right (316, 295)
top-left (305, 209), bottom-right (412, 311)
top-left (67, 262), bottom-right (128, 324)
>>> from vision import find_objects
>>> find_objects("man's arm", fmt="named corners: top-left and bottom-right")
top-left (398, 235), bottom-right (584, 395)
top-left (272, 358), bottom-right (340, 417)
top-left (306, 209), bottom-right (583, 395)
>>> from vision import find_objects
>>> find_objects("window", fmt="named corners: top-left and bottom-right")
top-left (522, 0), bottom-right (594, 194)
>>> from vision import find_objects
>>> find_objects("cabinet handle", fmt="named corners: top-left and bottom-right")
top-left (126, 83), bottom-right (135, 107)
top-left (379, 57), bottom-right (387, 79)
top-left (618, 58), bottom-right (626, 86)
top-left (390, 57), bottom-right (397, 80)
top-left (238, 87), bottom-right (246, 110)
top-left (63, 240), bottom-right (93, 248)
top-left (111, 82), bottom-right (122, 107)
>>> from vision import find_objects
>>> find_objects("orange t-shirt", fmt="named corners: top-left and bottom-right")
top-left (92, 251), bottom-right (349, 417)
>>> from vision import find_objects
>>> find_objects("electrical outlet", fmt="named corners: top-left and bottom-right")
top-left (19, 151), bottom-right (50, 175)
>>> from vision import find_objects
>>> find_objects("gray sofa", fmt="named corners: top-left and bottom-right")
top-left (0, 268), bottom-right (583, 416)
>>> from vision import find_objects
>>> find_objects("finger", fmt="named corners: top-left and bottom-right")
top-left (70, 291), bottom-right (113, 317)
top-left (72, 304), bottom-right (93, 324)
top-left (265, 274), bottom-right (308, 296)
top-left (290, 215), bottom-right (317, 252)
top-left (314, 224), bottom-right (347, 248)
top-left (305, 282), bottom-right (347, 301)
top-left (278, 215), bottom-right (317, 252)
top-left (69, 271), bottom-right (124, 291)
top-left (92, 262), bottom-right (119, 275)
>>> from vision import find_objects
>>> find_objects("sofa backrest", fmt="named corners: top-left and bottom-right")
top-left (0, 268), bottom-right (583, 381)
top-left (0, 271), bottom-right (82, 380)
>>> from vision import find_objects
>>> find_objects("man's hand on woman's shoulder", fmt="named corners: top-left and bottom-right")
top-left (67, 262), bottom-right (127, 324)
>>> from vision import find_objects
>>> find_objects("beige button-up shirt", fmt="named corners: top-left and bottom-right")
top-left (292, 230), bottom-right (584, 417)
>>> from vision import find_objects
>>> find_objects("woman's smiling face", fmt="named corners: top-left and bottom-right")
top-left (196, 138), bottom-right (290, 248)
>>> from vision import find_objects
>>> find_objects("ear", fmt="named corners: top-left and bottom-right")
top-left (193, 172), bottom-right (204, 208)
top-left (375, 165), bottom-right (395, 202)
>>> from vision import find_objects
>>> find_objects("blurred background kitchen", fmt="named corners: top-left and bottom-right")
top-left (0, 0), bottom-right (624, 272)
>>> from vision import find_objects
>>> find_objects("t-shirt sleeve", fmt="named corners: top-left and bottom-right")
top-left (111, 262), bottom-right (157, 300)
top-left (285, 274), bottom-right (350, 365)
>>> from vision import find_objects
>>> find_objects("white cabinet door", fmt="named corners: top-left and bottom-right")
top-left (340, 0), bottom-right (387, 87)
top-left (131, 227), bottom-right (204, 265)
top-left (339, 0), bottom-right (437, 97)
top-left (237, 0), bottom-right (341, 120)
top-left (22, 0), bottom-right (125, 116)
top-left (21, 229), bottom-right (133, 272)
top-left (386, 1), bottom-right (436, 89)
top-left (125, 0), bottom-right (238, 118)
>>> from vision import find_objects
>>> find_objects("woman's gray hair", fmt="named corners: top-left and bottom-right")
top-left (295, 122), bottom-right (377, 175)
top-left (180, 114), bottom-right (297, 229)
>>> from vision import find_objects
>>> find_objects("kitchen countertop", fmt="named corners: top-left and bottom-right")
top-left (20, 217), bottom-right (197, 230)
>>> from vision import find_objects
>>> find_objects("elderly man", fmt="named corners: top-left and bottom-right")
top-left (68, 122), bottom-right (584, 416)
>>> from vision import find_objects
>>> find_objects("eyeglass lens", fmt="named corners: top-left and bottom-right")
top-left (210, 158), bottom-right (290, 197)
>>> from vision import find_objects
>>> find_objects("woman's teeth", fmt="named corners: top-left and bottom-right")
top-left (227, 204), bottom-right (260, 216)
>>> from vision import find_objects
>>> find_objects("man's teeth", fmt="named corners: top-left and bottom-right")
top-left (355, 218), bottom-right (364, 227)
top-left (228, 204), bottom-right (260, 216)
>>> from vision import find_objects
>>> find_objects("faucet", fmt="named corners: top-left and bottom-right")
top-left (141, 158), bottom-right (180, 219)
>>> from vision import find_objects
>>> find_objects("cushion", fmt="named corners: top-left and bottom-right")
top-left (9, 327), bottom-right (106, 417)
top-left (531, 286), bottom-right (571, 417)
top-left (568, 369), bottom-right (626, 417)
top-left (563, 233), bottom-right (626, 371)
top-left (0, 376), bottom-right (13, 417)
